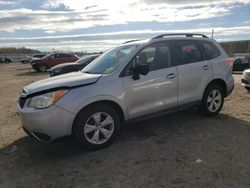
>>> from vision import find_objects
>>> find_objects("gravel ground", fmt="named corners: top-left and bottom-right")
top-left (0, 63), bottom-right (250, 188)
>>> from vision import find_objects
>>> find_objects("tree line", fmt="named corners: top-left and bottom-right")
top-left (0, 47), bottom-right (41, 54)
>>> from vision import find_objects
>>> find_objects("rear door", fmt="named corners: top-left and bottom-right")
top-left (47, 54), bottom-right (60, 67)
top-left (122, 41), bottom-right (178, 119)
top-left (62, 53), bottom-right (76, 63)
top-left (58, 53), bottom-right (69, 65)
top-left (171, 40), bottom-right (213, 106)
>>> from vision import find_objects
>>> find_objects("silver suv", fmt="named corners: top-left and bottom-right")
top-left (18, 33), bottom-right (234, 150)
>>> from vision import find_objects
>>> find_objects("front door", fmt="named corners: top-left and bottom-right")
top-left (122, 42), bottom-right (178, 119)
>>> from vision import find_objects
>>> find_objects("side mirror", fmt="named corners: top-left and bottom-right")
top-left (130, 63), bottom-right (149, 80)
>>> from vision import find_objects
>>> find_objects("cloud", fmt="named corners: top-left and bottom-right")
top-left (1, 0), bottom-right (249, 33)
top-left (0, 0), bottom-right (249, 51)
top-left (0, 1), bottom-right (14, 5)
top-left (1, 26), bottom-right (250, 51)
top-left (40, 0), bottom-right (69, 11)
top-left (0, 2), bottom-right (233, 32)
top-left (0, 8), bottom-right (110, 32)
top-left (142, 0), bottom-right (250, 6)
top-left (45, 30), bottom-right (56, 34)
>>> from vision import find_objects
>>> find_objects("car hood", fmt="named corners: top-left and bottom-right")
top-left (50, 62), bottom-right (79, 70)
top-left (23, 72), bottom-right (102, 96)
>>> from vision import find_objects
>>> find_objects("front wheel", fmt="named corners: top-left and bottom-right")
top-left (198, 84), bottom-right (224, 116)
top-left (38, 64), bottom-right (48, 72)
top-left (73, 104), bottom-right (120, 150)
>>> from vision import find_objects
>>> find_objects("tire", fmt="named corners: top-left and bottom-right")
top-left (38, 64), bottom-right (48, 72)
top-left (73, 104), bottom-right (120, 150)
top-left (198, 84), bottom-right (224, 116)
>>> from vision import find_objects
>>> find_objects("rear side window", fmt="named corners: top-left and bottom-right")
top-left (57, 53), bottom-right (72, 58)
top-left (172, 40), bottom-right (203, 65)
top-left (199, 41), bottom-right (221, 60)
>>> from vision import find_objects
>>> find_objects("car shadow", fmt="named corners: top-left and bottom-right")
top-left (1, 108), bottom-right (250, 159)
top-left (1, 109), bottom-right (250, 187)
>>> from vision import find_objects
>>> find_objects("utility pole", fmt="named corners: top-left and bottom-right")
top-left (247, 40), bottom-right (250, 54)
top-left (211, 29), bottom-right (214, 39)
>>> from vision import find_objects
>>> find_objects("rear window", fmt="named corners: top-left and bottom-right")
top-left (172, 40), bottom-right (203, 65)
top-left (199, 41), bottom-right (221, 60)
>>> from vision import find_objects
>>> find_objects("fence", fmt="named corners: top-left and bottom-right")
top-left (220, 40), bottom-right (250, 57)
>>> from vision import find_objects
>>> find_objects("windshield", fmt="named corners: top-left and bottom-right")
top-left (82, 44), bottom-right (138, 74)
top-left (41, 54), bottom-right (51, 59)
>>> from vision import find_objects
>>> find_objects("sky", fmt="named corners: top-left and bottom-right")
top-left (0, 0), bottom-right (250, 52)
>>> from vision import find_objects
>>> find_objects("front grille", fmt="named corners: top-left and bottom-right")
top-left (19, 97), bottom-right (26, 108)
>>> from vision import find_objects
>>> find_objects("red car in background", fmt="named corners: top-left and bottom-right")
top-left (31, 53), bottom-right (79, 72)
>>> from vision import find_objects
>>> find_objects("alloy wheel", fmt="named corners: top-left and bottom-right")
top-left (207, 89), bottom-right (222, 112)
top-left (84, 112), bottom-right (114, 145)
top-left (39, 64), bottom-right (47, 72)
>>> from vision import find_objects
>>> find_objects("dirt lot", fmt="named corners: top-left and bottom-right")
top-left (0, 63), bottom-right (250, 188)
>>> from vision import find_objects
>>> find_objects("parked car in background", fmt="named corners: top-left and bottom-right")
top-left (241, 69), bottom-right (250, 91)
top-left (4, 57), bottom-right (12, 63)
top-left (0, 57), bottom-right (5, 63)
top-left (31, 53), bottom-right (79, 72)
top-left (18, 33), bottom-right (234, 150)
top-left (0, 57), bottom-right (12, 63)
top-left (20, 54), bottom-right (46, 64)
top-left (233, 58), bottom-right (250, 71)
top-left (49, 54), bottom-right (99, 77)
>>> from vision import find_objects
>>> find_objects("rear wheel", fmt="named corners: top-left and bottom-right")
top-left (38, 64), bottom-right (48, 72)
top-left (73, 104), bottom-right (120, 150)
top-left (198, 84), bottom-right (224, 116)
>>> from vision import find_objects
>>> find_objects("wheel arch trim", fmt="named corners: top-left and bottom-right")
top-left (204, 78), bottom-right (227, 97)
top-left (72, 96), bottom-right (127, 134)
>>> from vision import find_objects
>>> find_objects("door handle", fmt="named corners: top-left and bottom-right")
top-left (167, 73), bottom-right (176, 79)
top-left (202, 65), bottom-right (209, 70)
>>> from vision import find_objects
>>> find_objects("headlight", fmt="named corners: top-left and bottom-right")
top-left (28, 89), bottom-right (68, 109)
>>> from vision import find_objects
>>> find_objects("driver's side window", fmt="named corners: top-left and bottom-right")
top-left (124, 42), bottom-right (170, 76)
top-left (137, 47), bottom-right (155, 65)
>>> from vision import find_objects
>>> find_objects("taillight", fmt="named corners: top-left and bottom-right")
top-left (225, 58), bottom-right (233, 71)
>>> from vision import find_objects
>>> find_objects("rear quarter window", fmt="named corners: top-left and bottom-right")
top-left (199, 41), bottom-right (221, 60)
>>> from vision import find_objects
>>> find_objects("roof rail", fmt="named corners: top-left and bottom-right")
top-left (152, 33), bottom-right (208, 39)
top-left (123, 39), bottom-right (141, 44)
